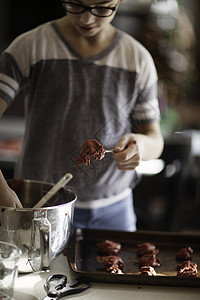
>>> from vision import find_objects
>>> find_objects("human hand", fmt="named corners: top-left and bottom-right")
top-left (0, 171), bottom-right (23, 208)
top-left (112, 133), bottom-right (141, 171)
top-left (0, 186), bottom-right (23, 208)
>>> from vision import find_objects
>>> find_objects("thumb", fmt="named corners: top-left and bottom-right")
top-left (114, 135), bottom-right (131, 152)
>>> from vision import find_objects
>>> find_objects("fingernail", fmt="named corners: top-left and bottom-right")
top-left (128, 141), bottom-right (136, 146)
top-left (113, 147), bottom-right (122, 153)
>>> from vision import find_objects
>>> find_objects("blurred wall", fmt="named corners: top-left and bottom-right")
top-left (0, 0), bottom-right (10, 52)
top-left (181, 0), bottom-right (200, 65)
top-left (0, 0), bottom-right (65, 116)
top-left (0, 0), bottom-right (65, 53)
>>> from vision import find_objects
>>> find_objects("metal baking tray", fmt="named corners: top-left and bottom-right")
top-left (66, 228), bottom-right (200, 287)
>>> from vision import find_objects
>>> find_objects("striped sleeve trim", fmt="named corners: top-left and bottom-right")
top-left (0, 73), bottom-right (19, 91)
top-left (0, 73), bottom-right (19, 99)
top-left (0, 82), bottom-right (15, 99)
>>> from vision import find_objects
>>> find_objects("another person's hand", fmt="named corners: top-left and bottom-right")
top-left (112, 133), bottom-right (140, 171)
top-left (0, 171), bottom-right (23, 208)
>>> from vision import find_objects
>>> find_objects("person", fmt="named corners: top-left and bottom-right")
top-left (0, 0), bottom-right (164, 231)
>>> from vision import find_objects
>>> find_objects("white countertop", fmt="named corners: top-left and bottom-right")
top-left (13, 254), bottom-right (200, 300)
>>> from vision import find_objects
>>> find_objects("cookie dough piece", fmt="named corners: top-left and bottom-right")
top-left (177, 260), bottom-right (197, 271)
top-left (177, 267), bottom-right (198, 277)
top-left (138, 265), bottom-right (157, 276)
top-left (103, 255), bottom-right (124, 274)
top-left (139, 253), bottom-right (161, 267)
top-left (137, 243), bottom-right (159, 256)
top-left (176, 246), bottom-right (193, 260)
top-left (77, 139), bottom-right (105, 166)
top-left (96, 240), bottom-right (121, 256)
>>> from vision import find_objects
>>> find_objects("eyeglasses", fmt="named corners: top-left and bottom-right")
top-left (62, 1), bottom-right (119, 17)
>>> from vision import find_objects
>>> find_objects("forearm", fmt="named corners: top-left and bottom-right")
top-left (0, 97), bottom-right (8, 117)
top-left (133, 130), bottom-right (164, 161)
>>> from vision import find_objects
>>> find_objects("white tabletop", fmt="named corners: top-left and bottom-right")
top-left (13, 254), bottom-right (200, 300)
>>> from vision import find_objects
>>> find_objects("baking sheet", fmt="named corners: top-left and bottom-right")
top-left (66, 228), bottom-right (200, 287)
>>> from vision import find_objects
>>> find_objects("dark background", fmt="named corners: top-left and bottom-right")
top-left (0, 0), bottom-right (65, 52)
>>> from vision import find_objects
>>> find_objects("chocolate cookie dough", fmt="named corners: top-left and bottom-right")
top-left (177, 267), bottom-right (198, 277)
top-left (138, 266), bottom-right (157, 276)
top-left (177, 260), bottom-right (197, 271)
top-left (77, 139), bottom-right (105, 166)
top-left (139, 253), bottom-right (161, 267)
top-left (176, 246), bottom-right (193, 260)
top-left (137, 243), bottom-right (159, 256)
top-left (103, 255), bottom-right (124, 274)
top-left (96, 240), bottom-right (121, 256)
top-left (176, 260), bottom-right (198, 277)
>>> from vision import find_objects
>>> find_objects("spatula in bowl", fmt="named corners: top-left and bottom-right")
top-left (33, 173), bottom-right (73, 208)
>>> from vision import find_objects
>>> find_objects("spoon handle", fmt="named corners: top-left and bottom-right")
top-left (104, 149), bottom-right (115, 153)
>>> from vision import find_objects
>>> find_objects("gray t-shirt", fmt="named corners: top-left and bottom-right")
top-left (0, 21), bottom-right (160, 202)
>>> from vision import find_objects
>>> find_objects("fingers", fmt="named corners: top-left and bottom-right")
top-left (113, 140), bottom-right (137, 162)
top-left (15, 198), bottom-right (23, 208)
top-left (114, 134), bottom-right (135, 152)
top-left (112, 135), bottom-right (140, 171)
top-left (0, 170), bottom-right (23, 208)
top-left (117, 154), bottom-right (141, 170)
top-left (7, 189), bottom-right (23, 208)
top-left (11, 190), bottom-right (23, 208)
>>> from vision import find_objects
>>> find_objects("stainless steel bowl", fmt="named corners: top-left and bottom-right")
top-left (0, 179), bottom-right (77, 273)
